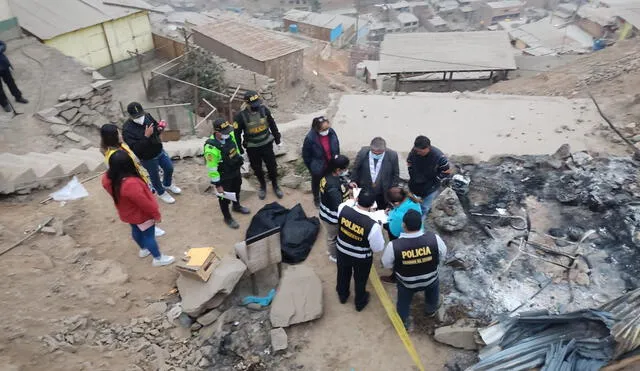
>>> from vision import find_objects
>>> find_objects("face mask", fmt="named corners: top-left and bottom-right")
top-left (319, 129), bottom-right (329, 136)
top-left (371, 152), bottom-right (384, 160)
top-left (221, 134), bottom-right (230, 140)
top-left (133, 116), bottom-right (145, 124)
top-left (339, 170), bottom-right (349, 176)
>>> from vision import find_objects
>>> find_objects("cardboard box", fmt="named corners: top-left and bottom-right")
top-left (176, 247), bottom-right (220, 282)
top-left (161, 129), bottom-right (181, 142)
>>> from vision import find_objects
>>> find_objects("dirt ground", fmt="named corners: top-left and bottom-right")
top-left (0, 159), bottom-right (451, 371)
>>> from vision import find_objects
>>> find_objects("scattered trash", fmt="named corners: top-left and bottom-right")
top-left (49, 176), bottom-right (89, 201)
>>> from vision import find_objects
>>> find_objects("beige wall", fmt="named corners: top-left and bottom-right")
top-left (44, 12), bottom-right (153, 69)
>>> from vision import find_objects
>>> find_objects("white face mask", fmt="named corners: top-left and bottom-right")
top-left (133, 116), bottom-right (145, 125)
top-left (221, 134), bottom-right (230, 140)
top-left (340, 170), bottom-right (349, 176)
top-left (319, 129), bottom-right (329, 136)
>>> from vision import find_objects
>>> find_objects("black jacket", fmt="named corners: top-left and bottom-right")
top-left (0, 41), bottom-right (12, 73)
top-left (407, 146), bottom-right (450, 197)
top-left (319, 173), bottom-right (349, 224)
top-left (122, 113), bottom-right (163, 161)
top-left (302, 128), bottom-right (340, 177)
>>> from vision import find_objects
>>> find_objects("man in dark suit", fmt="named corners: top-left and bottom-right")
top-left (350, 137), bottom-right (400, 209)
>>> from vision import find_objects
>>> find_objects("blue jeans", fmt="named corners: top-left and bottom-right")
top-left (130, 224), bottom-right (161, 258)
top-left (420, 189), bottom-right (439, 216)
top-left (396, 279), bottom-right (440, 328)
top-left (140, 150), bottom-right (173, 195)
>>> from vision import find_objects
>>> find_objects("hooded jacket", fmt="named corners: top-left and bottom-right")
top-left (122, 113), bottom-right (163, 161)
top-left (0, 41), bottom-right (12, 73)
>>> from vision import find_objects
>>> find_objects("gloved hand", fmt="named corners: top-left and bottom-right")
top-left (274, 132), bottom-right (282, 145)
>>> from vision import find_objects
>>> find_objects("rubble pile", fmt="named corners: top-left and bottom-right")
top-left (41, 301), bottom-right (300, 371)
top-left (35, 80), bottom-right (123, 148)
top-left (436, 146), bottom-right (640, 321)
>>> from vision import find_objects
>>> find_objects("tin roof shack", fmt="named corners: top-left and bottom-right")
top-left (0, 0), bottom-right (20, 40)
top-left (508, 17), bottom-right (593, 55)
top-left (477, 0), bottom-right (524, 26)
top-left (193, 20), bottom-right (305, 89)
top-left (377, 31), bottom-right (516, 91)
top-left (426, 15), bottom-right (449, 31)
top-left (575, 5), bottom-right (618, 38)
top-left (283, 9), bottom-right (356, 47)
top-left (9, 0), bottom-right (154, 72)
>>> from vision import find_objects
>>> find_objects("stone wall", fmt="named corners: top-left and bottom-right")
top-left (35, 78), bottom-right (124, 148)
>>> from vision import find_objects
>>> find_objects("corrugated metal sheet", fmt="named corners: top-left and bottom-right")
top-left (618, 7), bottom-right (640, 29)
top-left (378, 31), bottom-right (517, 74)
top-left (397, 12), bottom-right (419, 24)
top-left (509, 18), bottom-right (591, 54)
top-left (9, 0), bottom-right (138, 40)
top-left (193, 20), bottom-right (305, 62)
top-left (487, 0), bottom-right (525, 9)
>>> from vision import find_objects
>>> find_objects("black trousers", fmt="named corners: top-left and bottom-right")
top-left (375, 192), bottom-right (387, 211)
top-left (311, 173), bottom-right (322, 202)
top-left (246, 142), bottom-right (278, 188)
top-left (336, 251), bottom-right (373, 309)
top-left (0, 69), bottom-right (22, 106)
top-left (218, 175), bottom-right (242, 220)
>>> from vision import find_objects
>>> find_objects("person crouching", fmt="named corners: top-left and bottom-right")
top-left (102, 150), bottom-right (175, 267)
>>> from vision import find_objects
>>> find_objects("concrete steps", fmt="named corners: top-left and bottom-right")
top-left (0, 139), bottom-right (207, 195)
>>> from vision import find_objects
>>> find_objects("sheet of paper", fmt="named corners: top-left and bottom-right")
top-left (215, 191), bottom-right (237, 202)
top-left (371, 210), bottom-right (388, 224)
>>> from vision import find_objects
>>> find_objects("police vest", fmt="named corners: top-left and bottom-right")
top-left (205, 136), bottom-right (243, 178)
top-left (242, 107), bottom-right (273, 148)
top-left (393, 232), bottom-right (440, 289)
top-left (337, 206), bottom-right (376, 259)
top-left (319, 175), bottom-right (350, 225)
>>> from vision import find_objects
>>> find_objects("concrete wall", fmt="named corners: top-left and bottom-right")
top-left (44, 12), bottom-right (154, 69)
top-left (264, 50), bottom-right (304, 88)
top-left (153, 33), bottom-right (186, 59)
top-left (0, 0), bottom-right (20, 40)
top-left (477, 3), bottom-right (523, 25)
top-left (193, 31), bottom-right (267, 76)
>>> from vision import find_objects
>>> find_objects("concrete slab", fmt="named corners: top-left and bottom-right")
top-left (65, 149), bottom-right (106, 172)
top-left (27, 152), bottom-right (90, 175)
top-left (331, 92), bottom-right (613, 161)
top-left (0, 153), bottom-right (64, 180)
top-left (164, 138), bottom-right (207, 159)
top-left (0, 159), bottom-right (37, 194)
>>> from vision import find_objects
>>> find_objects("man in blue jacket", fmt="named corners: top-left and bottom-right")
top-left (0, 40), bottom-right (28, 113)
top-left (302, 116), bottom-right (340, 208)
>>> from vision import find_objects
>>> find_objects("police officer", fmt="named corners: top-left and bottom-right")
top-left (336, 189), bottom-right (385, 312)
top-left (205, 118), bottom-right (250, 229)
top-left (319, 155), bottom-right (351, 263)
top-left (381, 210), bottom-right (448, 329)
top-left (233, 90), bottom-right (283, 200)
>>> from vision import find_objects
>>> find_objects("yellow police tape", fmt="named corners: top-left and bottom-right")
top-left (369, 266), bottom-right (425, 371)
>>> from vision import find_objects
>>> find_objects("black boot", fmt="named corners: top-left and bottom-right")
top-left (224, 217), bottom-right (239, 229)
top-left (273, 184), bottom-right (284, 199)
top-left (258, 187), bottom-right (266, 200)
top-left (313, 198), bottom-right (320, 209)
top-left (232, 204), bottom-right (251, 214)
top-left (16, 97), bottom-right (28, 104)
top-left (356, 292), bottom-right (370, 312)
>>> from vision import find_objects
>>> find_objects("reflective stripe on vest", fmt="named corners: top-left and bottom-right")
top-left (393, 233), bottom-right (440, 289)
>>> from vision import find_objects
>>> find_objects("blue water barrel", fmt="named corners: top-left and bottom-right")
top-left (289, 24), bottom-right (299, 33)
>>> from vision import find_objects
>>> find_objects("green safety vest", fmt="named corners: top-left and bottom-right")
top-left (204, 132), bottom-right (243, 182)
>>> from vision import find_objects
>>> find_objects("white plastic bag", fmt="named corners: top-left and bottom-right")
top-left (50, 176), bottom-right (89, 201)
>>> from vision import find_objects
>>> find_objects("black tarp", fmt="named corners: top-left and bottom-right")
top-left (246, 202), bottom-right (320, 264)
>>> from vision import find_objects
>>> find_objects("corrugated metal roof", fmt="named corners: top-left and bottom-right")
top-left (509, 18), bottom-right (591, 54)
top-left (9, 0), bottom-right (138, 40)
top-left (193, 20), bottom-right (306, 62)
top-left (378, 31), bottom-right (517, 74)
top-left (283, 9), bottom-right (355, 30)
top-left (618, 7), bottom-right (640, 28)
top-left (487, 0), bottom-right (525, 9)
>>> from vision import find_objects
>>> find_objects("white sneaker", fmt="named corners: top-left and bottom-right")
top-left (166, 184), bottom-right (182, 194)
top-left (158, 192), bottom-right (175, 204)
top-left (152, 255), bottom-right (175, 267)
top-left (329, 255), bottom-right (337, 263)
top-left (138, 249), bottom-right (151, 258)
top-left (155, 227), bottom-right (166, 237)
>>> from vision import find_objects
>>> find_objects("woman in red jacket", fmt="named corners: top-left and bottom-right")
top-left (102, 150), bottom-right (175, 267)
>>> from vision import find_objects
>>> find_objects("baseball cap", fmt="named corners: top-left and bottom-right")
top-left (403, 209), bottom-right (422, 231)
top-left (244, 90), bottom-right (262, 108)
top-left (213, 118), bottom-right (233, 135)
top-left (127, 102), bottom-right (145, 118)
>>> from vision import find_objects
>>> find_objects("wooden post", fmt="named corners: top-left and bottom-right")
top-left (101, 23), bottom-right (117, 76)
top-left (134, 49), bottom-right (149, 100)
top-left (395, 73), bottom-right (400, 92)
top-left (448, 71), bottom-right (454, 90)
